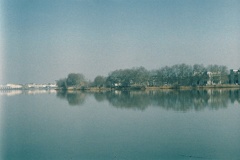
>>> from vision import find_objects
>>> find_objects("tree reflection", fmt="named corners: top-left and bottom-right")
top-left (229, 89), bottom-right (240, 104)
top-left (56, 90), bottom-right (86, 106)
top-left (150, 89), bottom-right (230, 111)
top-left (93, 92), bottom-right (106, 102)
top-left (56, 89), bottom-right (240, 110)
top-left (104, 91), bottom-right (150, 110)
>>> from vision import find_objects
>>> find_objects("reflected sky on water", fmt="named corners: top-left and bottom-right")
top-left (1, 89), bottom-right (240, 160)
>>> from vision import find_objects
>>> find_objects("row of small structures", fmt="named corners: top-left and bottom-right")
top-left (0, 83), bottom-right (57, 90)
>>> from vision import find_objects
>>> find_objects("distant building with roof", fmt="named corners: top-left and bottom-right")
top-left (230, 69), bottom-right (240, 84)
top-left (207, 71), bottom-right (221, 85)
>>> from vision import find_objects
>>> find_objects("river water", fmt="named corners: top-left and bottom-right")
top-left (0, 89), bottom-right (240, 160)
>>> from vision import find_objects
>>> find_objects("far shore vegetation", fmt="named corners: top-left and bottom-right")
top-left (56, 64), bottom-right (240, 90)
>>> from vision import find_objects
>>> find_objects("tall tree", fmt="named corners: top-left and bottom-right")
top-left (56, 78), bottom-right (67, 89)
top-left (93, 76), bottom-right (106, 87)
top-left (192, 64), bottom-right (208, 85)
top-left (66, 73), bottom-right (85, 86)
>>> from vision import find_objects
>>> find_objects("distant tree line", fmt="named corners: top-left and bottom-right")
top-left (56, 64), bottom-right (239, 89)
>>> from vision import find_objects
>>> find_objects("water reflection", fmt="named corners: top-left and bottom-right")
top-left (0, 89), bottom-right (56, 96)
top-left (56, 89), bottom-right (240, 111)
top-left (56, 90), bottom-right (86, 106)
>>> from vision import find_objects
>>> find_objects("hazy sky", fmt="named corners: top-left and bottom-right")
top-left (1, 0), bottom-right (240, 84)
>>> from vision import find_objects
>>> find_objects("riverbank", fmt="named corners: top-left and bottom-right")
top-left (145, 84), bottom-right (240, 90)
top-left (55, 84), bottom-right (240, 92)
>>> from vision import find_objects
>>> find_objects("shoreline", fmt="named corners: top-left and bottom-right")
top-left (146, 84), bottom-right (240, 90)
top-left (1, 85), bottom-right (239, 92)
top-left (55, 84), bottom-right (240, 92)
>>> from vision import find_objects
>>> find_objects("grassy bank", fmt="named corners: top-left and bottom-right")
top-left (146, 84), bottom-right (240, 90)
top-left (56, 84), bottom-right (240, 92)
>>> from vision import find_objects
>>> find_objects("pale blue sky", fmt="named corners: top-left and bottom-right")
top-left (1, 0), bottom-right (240, 83)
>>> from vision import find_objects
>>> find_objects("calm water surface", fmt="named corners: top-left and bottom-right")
top-left (0, 89), bottom-right (240, 160)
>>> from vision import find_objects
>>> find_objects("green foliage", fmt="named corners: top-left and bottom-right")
top-left (104, 64), bottom-right (231, 87)
top-left (93, 76), bottom-right (106, 87)
top-left (66, 73), bottom-right (85, 86)
top-left (56, 64), bottom-right (232, 89)
top-left (192, 64), bottom-right (208, 85)
top-left (56, 73), bottom-right (86, 89)
top-left (153, 64), bottom-right (194, 86)
top-left (56, 78), bottom-right (67, 89)
top-left (106, 67), bottom-right (149, 87)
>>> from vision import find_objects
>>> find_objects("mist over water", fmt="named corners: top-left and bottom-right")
top-left (1, 89), bottom-right (240, 160)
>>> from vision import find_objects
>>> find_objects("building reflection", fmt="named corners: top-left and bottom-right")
top-left (0, 89), bottom-right (56, 96)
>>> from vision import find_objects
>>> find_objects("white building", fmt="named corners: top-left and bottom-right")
top-left (207, 72), bottom-right (221, 85)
